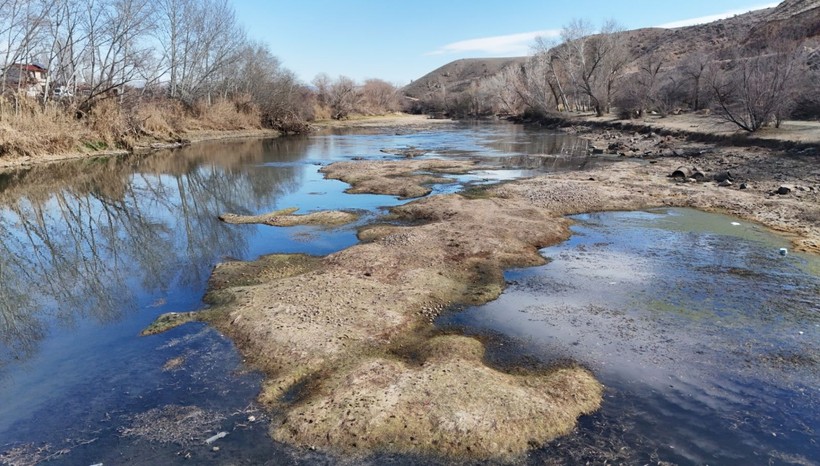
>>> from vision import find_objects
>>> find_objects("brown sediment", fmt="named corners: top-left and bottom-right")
top-left (219, 207), bottom-right (359, 227)
top-left (320, 159), bottom-right (479, 198)
top-left (148, 172), bottom-right (602, 461)
top-left (141, 311), bottom-right (199, 336)
top-left (144, 121), bottom-right (820, 460)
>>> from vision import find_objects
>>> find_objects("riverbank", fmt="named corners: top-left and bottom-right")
top-left (0, 113), bottom-right (447, 172)
top-left (144, 114), bottom-right (819, 461)
top-left (0, 128), bottom-right (281, 172)
top-left (531, 112), bottom-right (819, 253)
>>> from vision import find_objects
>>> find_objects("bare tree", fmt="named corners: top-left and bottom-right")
top-left (681, 51), bottom-right (712, 111)
top-left (710, 43), bottom-right (805, 131)
top-left (517, 54), bottom-right (558, 115)
top-left (155, 0), bottom-right (246, 104)
top-left (360, 78), bottom-right (398, 114)
top-left (557, 19), bottom-right (628, 116)
top-left (227, 42), bottom-right (311, 131)
top-left (327, 75), bottom-right (360, 120)
top-left (312, 72), bottom-right (331, 108)
top-left (0, 0), bottom-right (55, 93)
top-left (480, 65), bottom-right (523, 115)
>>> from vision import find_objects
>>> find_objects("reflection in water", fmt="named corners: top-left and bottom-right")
top-left (0, 124), bottom-right (593, 464)
top-left (440, 208), bottom-right (820, 465)
top-left (0, 139), bottom-right (306, 369)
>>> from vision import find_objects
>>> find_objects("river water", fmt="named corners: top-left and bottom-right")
top-left (0, 122), bottom-right (816, 465)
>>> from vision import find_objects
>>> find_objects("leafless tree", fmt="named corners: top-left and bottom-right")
top-left (681, 51), bottom-right (712, 111)
top-left (516, 54), bottom-right (557, 115)
top-left (312, 72), bottom-right (331, 108)
top-left (556, 19), bottom-right (629, 116)
top-left (228, 42), bottom-right (312, 131)
top-left (327, 75), bottom-right (360, 120)
top-left (709, 43), bottom-right (805, 131)
top-left (360, 78), bottom-right (398, 114)
top-left (154, 0), bottom-right (246, 104)
top-left (0, 0), bottom-right (54, 93)
top-left (479, 65), bottom-right (523, 115)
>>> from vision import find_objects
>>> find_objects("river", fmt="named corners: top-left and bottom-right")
top-left (0, 122), bottom-right (816, 465)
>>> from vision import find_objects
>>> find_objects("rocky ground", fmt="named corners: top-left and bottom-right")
top-left (564, 119), bottom-right (820, 253)
top-left (145, 114), bottom-right (820, 462)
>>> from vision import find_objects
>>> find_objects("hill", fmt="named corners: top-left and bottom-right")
top-left (403, 0), bottom-right (820, 109)
top-left (403, 57), bottom-right (526, 99)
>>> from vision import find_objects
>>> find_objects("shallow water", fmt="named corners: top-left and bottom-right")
top-left (0, 122), bottom-right (588, 464)
top-left (439, 208), bottom-right (820, 465)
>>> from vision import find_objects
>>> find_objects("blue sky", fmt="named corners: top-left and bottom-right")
top-left (233, 1), bottom-right (779, 86)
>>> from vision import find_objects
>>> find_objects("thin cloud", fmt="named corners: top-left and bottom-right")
top-left (657, 2), bottom-right (779, 28)
top-left (427, 29), bottom-right (560, 56)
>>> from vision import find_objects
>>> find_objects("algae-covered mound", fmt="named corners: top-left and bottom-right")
top-left (275, 335), bottom-right (602, 460)
top-left (146, 163), bottom-right (609, 460)
top-left (219, 207), bottom-right (358, 227)
top-left (320, 159), bottom-right (479, 198)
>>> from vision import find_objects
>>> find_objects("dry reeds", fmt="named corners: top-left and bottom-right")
top-left (0, 93), bottom-right (267, 160)
top-left (0, 94), bottom-right (88, 158)
top-left (194, 96), bottom-right (261, 130)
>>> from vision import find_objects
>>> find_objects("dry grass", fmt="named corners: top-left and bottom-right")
top-left (0, 95), bottom-right (88, 157)
top-left (0, 94), bottom-right (264, 161)
top-left (218, 207), bottom-right (359, 227)
top-left (193, 98), bottom-right (261, 131)
top-left (87, 98), bottom-right (138, 149)
top-left (148, 168), bottom-right (598, 460)
top-left (119, 405), bottom-right (225, 447)
top-left (135, 100), bottom-right (189, 139)
top-left (274, 335), bottom-right (602, 461)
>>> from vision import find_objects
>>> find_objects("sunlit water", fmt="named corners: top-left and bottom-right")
top-left (439, 208), bottom-right (820, 465)
top-left (1, 122), bottom-right (817, 465)
top-left (0, 122), bottom-right (591, 464)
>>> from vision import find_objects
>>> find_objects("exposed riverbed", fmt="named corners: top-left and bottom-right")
top-left (0, 122), bottom-right (592, 464)
top-left (440, 207), bottom-right (819, 465)
top-left (0, 120), bottom-right (817, 464)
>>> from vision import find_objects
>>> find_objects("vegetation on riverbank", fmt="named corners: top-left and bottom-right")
top-left (0, 0), bottom-right (404, 164)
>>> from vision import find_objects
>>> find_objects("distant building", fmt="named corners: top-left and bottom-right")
top-left (3, 63), bottom-right (48, 97)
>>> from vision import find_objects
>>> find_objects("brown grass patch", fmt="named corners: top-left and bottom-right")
top-left (193, 97), bottom-right (260, 131)
top-left (219, 207), bottom-right (359, 227)
top-left (0, 95), bottom-right (88, 157)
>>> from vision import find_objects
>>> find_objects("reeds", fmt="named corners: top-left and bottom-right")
top-left (0, 93), bottom-right (264, 159)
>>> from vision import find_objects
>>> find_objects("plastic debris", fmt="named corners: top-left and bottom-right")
top-left (779, 248), bottom-right (788, 256)
top-left (205, 431), bottom-right (228, 445)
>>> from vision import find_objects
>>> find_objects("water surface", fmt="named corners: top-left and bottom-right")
top-left (440, 208), bottom-right (820, 465)
top-left (0, 123), bottom-right (587, 464)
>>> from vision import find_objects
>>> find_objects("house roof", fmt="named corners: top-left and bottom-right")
top-left (10, 63), bottom-right (48, 72)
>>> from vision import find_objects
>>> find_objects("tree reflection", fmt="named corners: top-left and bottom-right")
top-left (0, 137), bottom-right (306, 370)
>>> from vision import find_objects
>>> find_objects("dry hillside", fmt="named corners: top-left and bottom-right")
top-left (403, 57), bottom-right (526, 99)
top-left (403, 0), bottom-right (820, 104)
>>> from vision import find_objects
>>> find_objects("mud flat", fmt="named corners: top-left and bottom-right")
top-left (219, 207), bottom-right (359, 227)
top-left (148, 136), bottom-right (819, 461)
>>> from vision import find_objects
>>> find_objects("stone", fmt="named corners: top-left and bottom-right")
top-left (713, 171), bottom-right (733, 183)
top-left (776, 186), bottom-right (791, 195)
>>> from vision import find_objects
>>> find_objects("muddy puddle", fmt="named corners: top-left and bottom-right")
top-left (0, 123), bottom-right (590, 464)
top-left (439, 208), bottom-right (820, 465)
